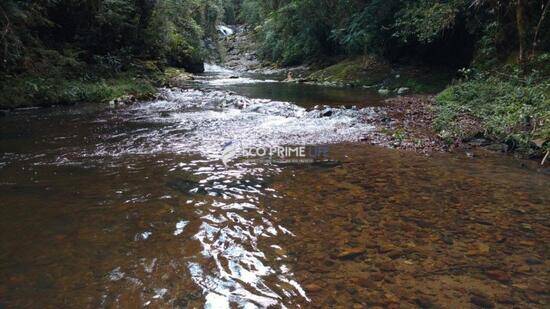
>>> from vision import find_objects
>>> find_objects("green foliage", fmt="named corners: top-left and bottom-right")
top-left (1, 0), bottom-right (227, 74)
top-left (236, 0), bottom-right (548, 67)
top-left (436, 59), bottom-right (550, 155)
top-left (393, 0), bottom-right (465, 44)
top-left (239, 0), bottom-right (263, 25)
top-left (0, 71), bottom-right (156, 108)
top-left (255, 1), bottom-right (335, 65)
top-left (0, 0), bottom-right (229, 107)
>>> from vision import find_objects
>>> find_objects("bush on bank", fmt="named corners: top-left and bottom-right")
top-left (436, 56), bottom-right (550, 157)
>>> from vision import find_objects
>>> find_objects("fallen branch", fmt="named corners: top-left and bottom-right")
top-left (542, 150), bottom-right (549, 166)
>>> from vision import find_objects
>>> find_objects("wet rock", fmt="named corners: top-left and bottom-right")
top-left (441, 235), bottom-right (454, 245)
top-left (336, 247), bottom-right (366, 260)
top-left (468, 138), bottom-right (491, 146)
top-left (370, 273), bottom-right (385, 282)
top-left (415, 296), bottom-right (437, 308)
top-left (466, 243), bottom-right (490, 256)
top-left (321, 109), bottom-right (333, 117)
top-left (485, 270), bottom-right (511, 283)
top-left (108, 267), bottom-right (125, 281)
top-left (470, 295), bottom-right (495, 308)
top-left (525, 257), bottom-right (543, 265)
top-left (397, 87), bottom-right (410, 95)
top-left (387, 249), bottom-right (408, 259)
top-left (304, 283), bottom-right (323, 293)
top-left (168, 72), bottom-right (194, 88)
top-left (485, 143), bottom-right (509, 152)
top-left (166, 178), bottom-right (200, 193)
top-left (352, 276), bottom-right (378, 289)
top-left (495, 294), bottom-right (516, 305)
top-left (378, 243), bottom-right (398, 253)
top-left (378, 261), bottom-right (397, 272)
top-left (365, 292), bottom-right (388, 306)
top-left (378, 88), bottom-right (390, 96)
top-left (109, 94), bottom-right (137, 106)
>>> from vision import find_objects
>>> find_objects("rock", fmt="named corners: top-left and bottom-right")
top-left (525, 257), bottom-right (543, 265)
top-left (304, 283), bottom-right (322, 293)
top-left (337, 247), bottom-right (366, 260)
top-left (469, 138), bottom-right (490, 146)
top-left (527, 283), bottom-right (547, 295)
top-left (466, 243), bottom-right (490, 256)
top-left (321, 109), bottom-right (333, 117)
top-left (168, 72), bottom-right (194, 87)
top-left (470, 295), bottom-right (495, 308)
top-left (415, 296), bottom-right (436, 308)
top-left (378, 261), bottom-right (396, 272)
top-left (353, 277), bottom-right (378, 289)
top-left (485, 143), bottom-right (509, 152)
top-left (485, 270), bottom-right (511, 283)
top-left (495, 294), bottom-right (516, 304)
top-left (378, 244), bottom-right (398, 253)
top-left (229, 75), bottom-right (239, 79)
top-left (441, 235), bottom-right (454, 245)
top-left (179, 58), bottom-right (204, 73)
top-left (397, 87), bottom-right (410, 95)
top-left (378, 88), bottom-right (390, 96)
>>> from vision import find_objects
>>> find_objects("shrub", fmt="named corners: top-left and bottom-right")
top-left (436, 62), bottom-right (549, 156)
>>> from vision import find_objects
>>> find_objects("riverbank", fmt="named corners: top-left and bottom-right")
top-left (0, 76), bottom-right (150, 110)
top-left (366, 94), bottom-right (549, 165)
top-left (0, 65), bottom-right (201, 110)
top-left (218, 26), bottom-right (548, 161)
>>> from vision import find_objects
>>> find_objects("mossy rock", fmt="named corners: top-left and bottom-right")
top-left (308, 57), bottom-right (391, 86)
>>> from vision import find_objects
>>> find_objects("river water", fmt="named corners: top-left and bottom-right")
top-left (0, 66), bottom-right (548, 308)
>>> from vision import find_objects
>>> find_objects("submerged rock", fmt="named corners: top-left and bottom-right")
top-left (336, 247), bottom-right (366, 259)
top-left (470, 295), bottom-right (495, 308)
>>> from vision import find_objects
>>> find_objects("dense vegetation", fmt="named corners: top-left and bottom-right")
top-left (0, 0), bottom-right (228, 107)
top-left (233, 0), bottom-right (549, 67)
top-left (231, 0), bottom-right (549, 156)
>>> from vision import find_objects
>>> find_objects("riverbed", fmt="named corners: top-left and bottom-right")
top-left (0, 66), bottom-right (548, 308)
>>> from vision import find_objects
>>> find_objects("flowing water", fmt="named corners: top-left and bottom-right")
top-left (0, 66), bottom-right (548, 308)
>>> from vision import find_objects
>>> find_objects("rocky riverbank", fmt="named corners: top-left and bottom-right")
top-left (364, 95), bottom-right (549, 167)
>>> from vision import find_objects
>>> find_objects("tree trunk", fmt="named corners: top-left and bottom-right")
top-left (516, 0), bottom-right (528, 63)
top-left (531, 0), bottom-right (550, 58)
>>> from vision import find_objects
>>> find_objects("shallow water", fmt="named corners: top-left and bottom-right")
top-left (0, 68), bottom-right (548, 308)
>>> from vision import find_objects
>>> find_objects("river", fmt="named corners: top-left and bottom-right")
top-left (0, 65), bottom-right (548, 308)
